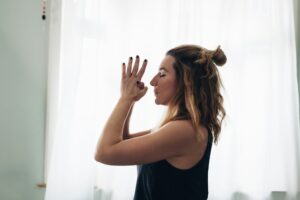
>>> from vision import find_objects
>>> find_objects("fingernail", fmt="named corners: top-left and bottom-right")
top-left (130, 57), bottom-right (133, 60)
top-left (144, 59), bottom-right (147, 62)
top-left (136, 55), bottom-right (139, 59)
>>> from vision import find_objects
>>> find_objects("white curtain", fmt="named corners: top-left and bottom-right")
top-left (44, 0), bottom-right (300, 199)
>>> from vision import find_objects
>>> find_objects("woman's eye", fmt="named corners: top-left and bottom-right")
top-left (159, 72), bottom-right (165, 77)
top-left (159, 70), bottom-right (166, 77)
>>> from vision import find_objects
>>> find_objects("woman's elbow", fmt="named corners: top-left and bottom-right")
top-left (94, 153), bottom-right (101, 163)
top-left (94, 148), bottom-right (105, 162)
top-left (94, 150), bottom-right (111, 164)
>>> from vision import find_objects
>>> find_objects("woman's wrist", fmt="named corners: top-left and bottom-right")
top-left (119, 95), bottom-right (135, 104)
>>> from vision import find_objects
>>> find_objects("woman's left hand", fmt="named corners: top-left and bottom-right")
top-left (120, 55), bottom-right (148, 102)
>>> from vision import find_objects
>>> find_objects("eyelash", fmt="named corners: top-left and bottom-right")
top-left (159, 72), bottom-right (165, 77)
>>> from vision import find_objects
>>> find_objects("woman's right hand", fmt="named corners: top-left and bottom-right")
top-left (120, 55), bottom-right (148, 102)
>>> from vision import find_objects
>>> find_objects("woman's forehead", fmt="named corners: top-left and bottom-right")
top-left (159, 55), bottom-right (175, 71)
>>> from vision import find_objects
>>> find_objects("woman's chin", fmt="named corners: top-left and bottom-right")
top-left (155, 99), bottom-right (167, 106)
top-left (154, 99), bottom-right (160, 105)
top-left (155, 97), bottom-right (163, 105)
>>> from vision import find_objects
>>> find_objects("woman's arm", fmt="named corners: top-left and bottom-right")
top-left (126, 130), bottom-right (151, 139)
top-left (95, 56), bottom-right (148, 160)
top-left (122, 103), bottom-right (133, 139)
top-left (95, 120), bottom-right (196, 165)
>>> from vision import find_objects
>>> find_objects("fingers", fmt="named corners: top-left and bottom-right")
top-left (124, 56), bottom-right (147, 80)
top-left (135, 86), bottom-right (148, 101)
top-left (126, 57), bottom-right (133, 78)
top-left (137, 81), bottom-right (144, 89)
top-left (136, 59), bottom-right (147, 81)
top-left (122, 63), bottom-right (126, 79)
top-left (131, 55), bottom-right (140, 77)
top-left (140, 86), bottom-right (148, 96)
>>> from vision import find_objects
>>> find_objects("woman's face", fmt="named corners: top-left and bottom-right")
top-left (150, 55), bottom-right (178, 105)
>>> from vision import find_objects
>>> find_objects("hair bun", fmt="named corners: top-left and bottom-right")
top-left (212, 45), bottom-right (227, 66)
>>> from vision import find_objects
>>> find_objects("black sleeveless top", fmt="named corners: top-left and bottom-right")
top-left (133, 130), bottom-right (213, 200)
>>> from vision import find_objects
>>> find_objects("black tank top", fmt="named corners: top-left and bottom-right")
top-left (133, 130), bottom-right (213, 200)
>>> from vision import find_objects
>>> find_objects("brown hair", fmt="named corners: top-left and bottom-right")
top-left (160, 44), bottom-right (227, 144)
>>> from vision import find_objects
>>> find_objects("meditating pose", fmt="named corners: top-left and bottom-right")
top-left (94, 44), bottom-right (227, 200)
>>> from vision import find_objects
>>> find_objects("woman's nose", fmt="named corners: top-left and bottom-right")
top-left (150, 75), bottom-right (157, 86)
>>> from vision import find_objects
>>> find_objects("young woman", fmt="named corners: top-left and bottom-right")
top-left (94, 44), bottom-right (227, 200)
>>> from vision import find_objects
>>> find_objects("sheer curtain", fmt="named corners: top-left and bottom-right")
top-left (44, 0), bottom-right (300, 199)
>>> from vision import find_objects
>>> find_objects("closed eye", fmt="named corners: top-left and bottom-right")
top-left (159, 69), bottom-right (166, 77)
top-left (159, 73), bottom-right (166, 77)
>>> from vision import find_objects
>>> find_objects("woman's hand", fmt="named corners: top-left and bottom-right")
top-left (121, 55), bottom-right (148, 102)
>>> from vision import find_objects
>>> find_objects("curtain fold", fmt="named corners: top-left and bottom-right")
top-left (45, 0), bottom-right (300, 199)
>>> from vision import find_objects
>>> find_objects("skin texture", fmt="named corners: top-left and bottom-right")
top-left (150, 55), bottom-right (178, 105)
top-left (94, 55), bottom-right (197, 165)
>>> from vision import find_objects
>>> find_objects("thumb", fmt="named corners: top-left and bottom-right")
top-left (138, 82), bottom-right (144, 89)
top-left (135, 86), bottom-right (148, 101)
top-left (140, 86), bottom-right (148, 96)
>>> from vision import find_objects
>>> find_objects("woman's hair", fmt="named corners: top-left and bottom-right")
top-left (160, 44), bottom-right (227, 144)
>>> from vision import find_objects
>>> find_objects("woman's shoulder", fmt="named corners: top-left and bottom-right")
top-left (162, 120), bottom-right (209, 142)
top-left (173, 119), bottom-right (201, 130)
top-left (161, 120), bottom-right (209, 161)
top-left (170, 119), bottom-right (194, 128)
top-left (159, 120), bottom-right (196, 138)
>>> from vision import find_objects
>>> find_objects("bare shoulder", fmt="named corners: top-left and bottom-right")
top-left (162, 120), bottom-right (210, 150)
top-left (157, 120), bottom-right (209, 143)
top-left (156, 120), bottom-right (197, 142)
top-left (162, 120), bottom-right (194, 133)
top-left (159, 120), bottom-right (209, 158)
top-left (175, 120), bottom-right (208, 135)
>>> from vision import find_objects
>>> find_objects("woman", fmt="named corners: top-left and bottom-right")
top-left (94, 44), bottom-right (227, 200)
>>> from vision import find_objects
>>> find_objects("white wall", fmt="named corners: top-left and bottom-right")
top-left (0, 0), bottom-right (47, 199)
top-left (295, 0), bottom-right (300, 117)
